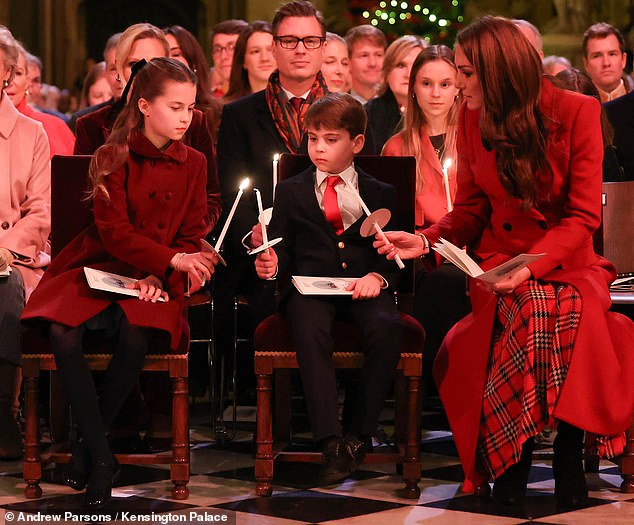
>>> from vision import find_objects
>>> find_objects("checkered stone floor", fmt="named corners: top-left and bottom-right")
top-left (2, 399), bottom-right (633, 524)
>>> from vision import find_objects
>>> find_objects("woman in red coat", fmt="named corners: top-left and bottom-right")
top-left (375, 16), bottom-right (634, 508)
top-left (22, 58), bottom-right (217, 509)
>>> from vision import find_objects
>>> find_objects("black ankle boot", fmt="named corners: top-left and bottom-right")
top-left (493, 438), bottom-right (534, 506)
top-left (63, 440), bottom-right (89, 490)
top-left (85, 457), bottom-right (120, 509)
top-left (553, 422), bottom-right (588, 508)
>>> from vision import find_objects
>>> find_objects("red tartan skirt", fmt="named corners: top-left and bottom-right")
top-left (477, 280), bottom-right (624, 479)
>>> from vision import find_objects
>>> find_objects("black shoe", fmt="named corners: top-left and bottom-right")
top-left (343, 433), bottom-right (369, 474)
top-left (553, 423), bottom-right (588, 508)
top-left (63, 440), bottom-right (89, 491)
top-left (492, 439), bottom-right (534, 506)
top-left (318, 437), bottom-right (352, 485)
top-left (142, 435), bottom-right (172, 453)
top-left (0, 413), bottom-right (23, 460)
top-left (85, 458), bottom-right (120, 509)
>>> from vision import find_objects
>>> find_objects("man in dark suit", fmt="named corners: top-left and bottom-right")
top-left (255, 93), bottom-right (402, 484)
top-left (215, 0), bottom-right (329, 347)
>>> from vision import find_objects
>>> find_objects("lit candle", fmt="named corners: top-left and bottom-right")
top-left (254, 188), bottom-right (269, 253)
top-left (345, 180), bottom-right (405, 270)
top-left (442, 158), bottom-right (453, 213)
top-left (214, 178), bottom-right (250, 252)
top-left (272, 153), bottom-right (280, 197)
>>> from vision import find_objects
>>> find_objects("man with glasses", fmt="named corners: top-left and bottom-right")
top-left (210, 19), bottom-right (248, 98)
top-left (214, 0), bottom-right (328, 403)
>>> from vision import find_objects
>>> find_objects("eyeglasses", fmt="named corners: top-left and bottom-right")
top-left (213, 43), bottom-right (235, 56)
top-left (274, 36), bottom-right (325, 50)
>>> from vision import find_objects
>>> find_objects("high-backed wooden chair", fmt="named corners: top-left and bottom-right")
top-left (599, 181), bottom-right (634, 492)
top-left (253, 154), bottom-right (425, 498)
top-left (21, 155), bottom-right (191, 500)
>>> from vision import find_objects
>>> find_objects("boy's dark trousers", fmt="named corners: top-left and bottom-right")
top-left (284, 289), bottom-right (402, 443)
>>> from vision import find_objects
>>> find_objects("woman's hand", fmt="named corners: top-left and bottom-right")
top-left (128, 275), bottom-right (169, 303)
top-left (484, 267), bottom-right (532, 296)
top-left (0, 248), bottom-right (15, 271)
top-left (170, 251), bottom-right (218, 288)
top-left (346, 273), bottom-right (382, 300)
top-left (373, 231), bottom-right (426, 260)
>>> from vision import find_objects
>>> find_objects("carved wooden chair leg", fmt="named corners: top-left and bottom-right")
top-left (401, 372), bottom-right (421, 499)
top-left (170, 373), bottom-right (190, 500)
top-left (255, 372), bottom-right (274, 496)
top-left (23, 370), bottom-right (42, 499)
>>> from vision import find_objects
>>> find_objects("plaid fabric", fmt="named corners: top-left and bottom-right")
top-left (265, 71), bottom-right (328, 153)
top-left (477, 279), bottom-right (624, 479)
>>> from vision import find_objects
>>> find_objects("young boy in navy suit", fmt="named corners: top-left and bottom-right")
top-left (255, 93), bottom-right (403, 484)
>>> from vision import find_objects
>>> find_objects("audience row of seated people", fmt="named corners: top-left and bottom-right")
top-left (0, 0), bottom-right (633, 512)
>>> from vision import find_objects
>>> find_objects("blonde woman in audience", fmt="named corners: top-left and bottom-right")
top-left (363, 34), bottom-right (425, 154)
top-left (321, 32), bottom-right (350, 93)
top-left (0, 26), bottom-right (50, 460)
top-left (382, 44), bottom-right (468, 396)
top-left (5, 43), bottom-right (75, 157)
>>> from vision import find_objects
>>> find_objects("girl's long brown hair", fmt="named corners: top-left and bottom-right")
top-left (401, 45), bottom-right (461, 193)
top-left (457, 16), bottom-right (551, 208)
top-left (89, 57), bottom-right (197, 200)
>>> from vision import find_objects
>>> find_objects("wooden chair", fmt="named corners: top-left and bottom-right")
top-left (253, 154), bottom-right (425, 498)
top-left (21, 155), bottom-right (191, 500)
top-left (600, 181), bottom-right (634, 492)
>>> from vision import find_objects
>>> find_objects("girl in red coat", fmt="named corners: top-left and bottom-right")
top-left (375, 17), bottom-right (634, 508)
top-left (22, 57), bottom-right (216, 509)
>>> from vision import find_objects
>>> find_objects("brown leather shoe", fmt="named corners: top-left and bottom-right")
top-left (343, 433), bottom-right (369, 473)
top-left (318, 437), bottom-right (352, 485)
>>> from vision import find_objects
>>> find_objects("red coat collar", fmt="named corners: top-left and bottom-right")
top-left (128, 131), bottom-right (188, 163)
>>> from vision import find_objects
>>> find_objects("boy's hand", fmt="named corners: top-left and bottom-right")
top-left (255, 248), bottom-right (278, 279)
top-left (346, 273), bottom-right (382, 300)
top-left (251, 223), bottom-right (264, 248)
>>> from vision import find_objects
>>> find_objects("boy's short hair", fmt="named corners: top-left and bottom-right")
top-left (304, 93), bottom-right (367, 137)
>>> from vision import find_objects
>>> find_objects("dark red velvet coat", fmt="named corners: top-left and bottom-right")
top-left (424, 79), bottom-right (634, 489)
top-left (74, 103), bottom-right (221, 232)
top-left (22, 133), bottom-right (208, 349)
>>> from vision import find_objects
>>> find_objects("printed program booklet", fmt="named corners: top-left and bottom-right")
top-left (292, 275), bottom-right (355, 295)
top-left (432, 238), bottom-right (545, 284)
top-left (83, 267), bottom-right (166, 302)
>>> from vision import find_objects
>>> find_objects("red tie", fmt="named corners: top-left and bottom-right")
top-left (289, 96), bottom-right (304, 113)
top-left (324, 176), bottom-right (344, 235)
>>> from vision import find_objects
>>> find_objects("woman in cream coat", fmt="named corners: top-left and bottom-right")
top-left (0, 26), bottom-right (50, 458)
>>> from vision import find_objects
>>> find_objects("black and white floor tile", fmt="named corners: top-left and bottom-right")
top-left (2, 400), bottom-right (633, 525)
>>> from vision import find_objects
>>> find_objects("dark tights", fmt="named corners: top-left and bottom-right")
top-left (49, 313), bottom-right (148, 466)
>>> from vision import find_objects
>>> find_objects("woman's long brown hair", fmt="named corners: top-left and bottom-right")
top-left (89, 57), bottom-right (197, 200)
top-left (457, 16), bottom-right (551, 208)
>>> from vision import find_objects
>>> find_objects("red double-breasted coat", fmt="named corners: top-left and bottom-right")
top-left (424, 79), bottom-right (634, 489)
top-left (22, 132), bottom-right (208, 349)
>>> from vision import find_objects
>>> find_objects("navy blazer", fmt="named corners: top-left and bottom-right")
top-left (269, 165), bottom-right (400, 292)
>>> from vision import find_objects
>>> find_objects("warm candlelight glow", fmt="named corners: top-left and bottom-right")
top-left (239, 178), bottom-right (250, 191)
top-left (273, 153), bottom-right (280, 162)
top-left (442, 158), bottom-right (453, 213)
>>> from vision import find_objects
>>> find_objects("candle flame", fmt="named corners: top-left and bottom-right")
top-left (273, 153), bottom-right (280, 161)
top-left (443, 158), bottom-right (453, 170)
top-left (239, 178), bottom-right (250, 190)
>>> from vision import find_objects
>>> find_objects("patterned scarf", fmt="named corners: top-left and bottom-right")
top-left (265, 70), bottom-right (328, 153)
